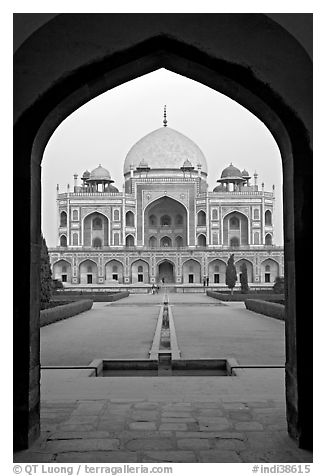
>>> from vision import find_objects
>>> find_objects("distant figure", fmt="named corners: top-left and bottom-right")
top-left (206, 276), bottom-right (209, 287)
top-left (162, 277), bottom-right (165, 284)
top-left (203, 276), bottom-right (206, 287)
top-left (151, 284), bottom-right (155, 294)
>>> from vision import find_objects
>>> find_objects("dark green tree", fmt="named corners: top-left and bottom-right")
top-left (226, 253), bottom-right (237, 295)
top-left (240, 262), bottom-right (250, 293)
top-left (273, 276), bottom-right (284, 294)
top-left (40, 234), bottom-right (53, 308)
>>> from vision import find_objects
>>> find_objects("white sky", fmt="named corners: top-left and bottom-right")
top-left (41, 68), bottom-right (283, 247)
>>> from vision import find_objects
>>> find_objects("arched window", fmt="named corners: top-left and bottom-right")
top-left (197, 210), bottom-right (206, 226)
top-left (113, 209), bottom-right (120, 221)
top-left (149, 236), bottom-right (157, 248)
top-left (254, 232), bottom-right (260, 245)
top-left (93, 237), bottom-right (102, 248)
top-left (265, 265), bottom-right (271, 272)
top-left (60, 235), bottom-right (67, 247)
top-left (197, 234), bottom-right (206, 247)
top-left (161, 215), bottom-right (171, 226)
top-left (229, 216), bottom-right (240, 229)
top-left (60, 211), bottom-right (67, 227)
top-left (72, 210), bottom-right (78, 221)
top-left (265, 234), bottom-right (272, 245)
top-left (176, 214), bottom-right (183, 225)
top-left (138, 265), bottom-right (143, 273)
top-left (160, 236), bottom-right (172, 247)
top-left (62, 265), bottom-right (67, 273)
top-left (126, 235), bottom-right (134, 247)
top-left (176, 236), bottom-right (183, 247)
top-left (230, 237), bottom-right (239, 247)
top-left (92, 217), bottom-right (102, 229)
top-left (149, 215), bottom-right (157, 226)
top-left (87, 265), bottom-right (92, 273)
top-left (214, 265), bottom-right (220, 272)
top-left (265, 210), bottom-right (272, 225)
top-left (212, 209), bottom-right (218, 220)
top-left (112, 265), bottom-right (118, 273)
top-left (254, 209), bottom-right (260, 219)
top-left (72, 233), bottom-right (78, 246)
top-left (126, 211), bottom-right (134, 227)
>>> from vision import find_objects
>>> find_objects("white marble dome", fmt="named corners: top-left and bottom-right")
top-left (124, 127), bottom-right (208, 175)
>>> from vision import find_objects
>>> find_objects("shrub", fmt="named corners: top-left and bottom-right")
top-left (52, 279), bottom-right (64, 290)
top-left (245, 299), bottom-right (285, 320)
top-left (40, 299), bottom-right (93, 327)
top-left (273, 276), bottom-right (285, 294)
top-left (51, 291), bottom-right (129, 302)
top-left (207, 290), bottom-right (285, 302)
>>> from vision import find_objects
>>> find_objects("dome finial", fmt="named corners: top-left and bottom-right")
top-left (163, 105), bottom-right (167, 127)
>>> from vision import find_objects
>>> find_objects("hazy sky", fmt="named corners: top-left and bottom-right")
top-left (41, 68), bottom-right (283, 247)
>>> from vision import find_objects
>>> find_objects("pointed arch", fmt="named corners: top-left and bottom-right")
top-left (197, 233), bottom-right (206, 247)
top-left (182, 258), bottom-right (201, 284)
top-left (126, 210), bottom-right (135, 227)
top-left (60, 211), bottom-right (67, 227)
top-left (79, 259), bottom-right (98, 284)
top-left (265, 233), bottom-right (272, 245)
top-left (235, 258), bottom-right (254, 283)
top-left (52, 259), bottom-right (72, 284)
top-left (126, 234), bottom-right (135, 247)
top-left (197, 210), bottom-right (206, 226)
top-left (59, 234), bottom-right (67, 247)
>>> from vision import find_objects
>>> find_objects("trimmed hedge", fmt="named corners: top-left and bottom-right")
top-left (245, 299), bottom-right (285, 321)
top-left (52, 291), bottom-right (129, 302)
top-left (207, 290), bottom-right (285, 302)
top-left (40, 299), bottom-right (93, 327)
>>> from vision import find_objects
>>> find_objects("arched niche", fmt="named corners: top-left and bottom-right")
top-left (52, 259), bottom-right (72, 283)
top-left (208, 259), bottom-right (227, 284)
top-left (144, 196), bottom-right (188, 247)
top-left (130, 259), bottom-right (149, 284)
top-left (235, 258), bottom-right (254, 283)
top-left (83, 212), bottom-right (109, 247)
top-left (79, 259), bottom-right (98, 285)
top-left (223, 211), bottom-right (249, 246)
top-left (105, 259), bottom-right (123, 283)
top-left (182, 258), bottom-right (201, 284)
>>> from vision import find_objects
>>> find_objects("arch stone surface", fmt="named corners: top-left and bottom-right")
top-left (14, 13), bottom-right (312, 450)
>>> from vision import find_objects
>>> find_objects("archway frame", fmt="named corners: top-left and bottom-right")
top-left (14, 14), bottom-right (312, 450)
top-left (157, 258), bottom-right (176, 283)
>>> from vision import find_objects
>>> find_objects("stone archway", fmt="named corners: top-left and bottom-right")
top-left (144, 196), bottom-right (188, 247)
top-left (14, 14), bottom-right (312, 449)
top-left (158, 260), bottom-right (174, 283)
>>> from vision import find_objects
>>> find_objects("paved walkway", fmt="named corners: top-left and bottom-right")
top-left (14, 292), bottom-right (312, 463)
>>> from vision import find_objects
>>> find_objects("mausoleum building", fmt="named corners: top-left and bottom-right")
top-left (49, 115), bottom-right (283, 286)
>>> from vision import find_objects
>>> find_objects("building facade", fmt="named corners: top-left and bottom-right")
top-left (49, 118), bottom-right (283, 286)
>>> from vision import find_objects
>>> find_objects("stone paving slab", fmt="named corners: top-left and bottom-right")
top-left (14, 394), bottom-right (313, 463)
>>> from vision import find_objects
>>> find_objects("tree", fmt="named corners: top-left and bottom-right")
top-left (40, 234), bottom-right (53, 308)
top-left (226, 254), bottom-right (237, 294)
top-left (240, 262), bottom-right (250, 293)
top-left (273, 276), bottom-right (284, 294)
